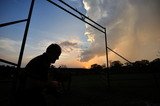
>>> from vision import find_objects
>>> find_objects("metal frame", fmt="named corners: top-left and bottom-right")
top-left (0, 0), bottom-right (132, 87)
top-left (17, 0), bottom-right (35, 68)
top-left (0, 0), bottom-right (35, 68)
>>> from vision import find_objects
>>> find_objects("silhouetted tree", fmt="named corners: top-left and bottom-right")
top-left (0, 65), bottom-right (16, 79)
top-left (149, 58), bottom-right (160, 72)
top-left (124, 62), bottom-right (132, 66)
top-left (110, 60), bottom-right (123, 67)
top-left (110, 61), bottom-right (123, 73)
top-left (90, 64), bottom-right (103, 70)
top-left (101, 63), bottom-right (106, 69)
top-left (133, 60), bottom-right (149, 72)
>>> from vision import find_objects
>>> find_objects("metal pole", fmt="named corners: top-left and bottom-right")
top-left (104, 29), bottom-right (110, 88)
top-left (9, 1), bottom-right (35, 105)
top-left (0, 19), bottom-right (27, 27)
top-left (58, 0), bottom-right (105, 29)
top-left (47, 0), bottom-right (105, 33)
top-left (47, 0), bottom-right (131, 66)
top-left (17, 0), bottom-right (35, 68)
top-left (0, 58), bottom-right (18, 66)
top-left (104, 29), bottom-right (109, 68)
top-left (107, 47), bottom-right (132, 64)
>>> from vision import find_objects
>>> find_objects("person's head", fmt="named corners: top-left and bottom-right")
top-left (46, 44), bottom-right (61, 63)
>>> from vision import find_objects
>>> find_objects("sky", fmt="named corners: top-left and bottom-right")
top-left (0, 0), bottom-right (160, 68)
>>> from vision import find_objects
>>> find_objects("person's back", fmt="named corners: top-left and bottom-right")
top-left (25, 53), bottom-right (50, 90)
top-left (15, 44), bottom-right (62, 106)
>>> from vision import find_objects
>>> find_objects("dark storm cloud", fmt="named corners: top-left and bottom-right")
top-left (81, 0), bottom-right (160, 62)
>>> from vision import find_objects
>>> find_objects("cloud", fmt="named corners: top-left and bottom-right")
top-left (54, 40), bottom-right (85, 68)
top-left (22, 35), bottom-right (83, 66)
top-left (59, 41), bottom-right (79, 53)
top-left (80, 0), bottom-right (160, 62)
top-left (59, 41), bottom-right (77, 47)
top-left (0, 37), bottom-right (20, 53)
top-left (0, 37), bottom-right (21, 62)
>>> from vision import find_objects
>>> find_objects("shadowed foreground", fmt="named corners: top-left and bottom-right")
top-left (0, 73), bottom-right (160, 106)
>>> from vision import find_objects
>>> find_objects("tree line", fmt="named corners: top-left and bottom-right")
top-left (90, 58), bottom-right (160, 74)
top-left (0, 58), bottom-right (160, 79)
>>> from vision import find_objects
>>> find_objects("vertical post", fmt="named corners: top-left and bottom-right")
top-left (104, 28), bottom-right (110, 88)
top-left (104, 29), bottom-right (109, 68)
top-left (17, 0), bottom-right (35, 68)
top-left (9, 1), bottom-right (35, 105)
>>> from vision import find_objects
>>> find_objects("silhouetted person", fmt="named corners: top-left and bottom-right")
top-left (16, 44), bottom-right (61, 106)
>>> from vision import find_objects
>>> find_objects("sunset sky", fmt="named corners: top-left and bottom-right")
top-left (0, 0), bottom-right (160, 68)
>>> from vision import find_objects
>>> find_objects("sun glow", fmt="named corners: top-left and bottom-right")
top-left (81, 55), bottom-right (106, 68)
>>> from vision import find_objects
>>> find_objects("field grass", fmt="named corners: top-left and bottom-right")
top-left (0, 73), bottom-right (160, 106)
top-left (46, 73), bottom-right (160, 106)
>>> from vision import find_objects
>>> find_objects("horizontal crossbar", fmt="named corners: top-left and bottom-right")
top-left (0, 58), bottom-right (18, 66)
top-left (0, 19), bottom-right (27, 27)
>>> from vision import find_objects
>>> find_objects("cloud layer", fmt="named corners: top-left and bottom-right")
top-left (59, 41), bottom-right (78, 53)
top-left (80, 0), bottom-right (160, 62)
top-left (0, 37), bottom-right (21, 62)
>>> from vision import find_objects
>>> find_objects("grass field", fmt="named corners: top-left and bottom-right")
top-left (0, 73), bottom-right (160, 106)
top-left (47, 73), bottom-right (160, 106)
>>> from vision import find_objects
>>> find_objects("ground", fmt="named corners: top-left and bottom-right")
top-left (0, 73), bottom-right (160, 106)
